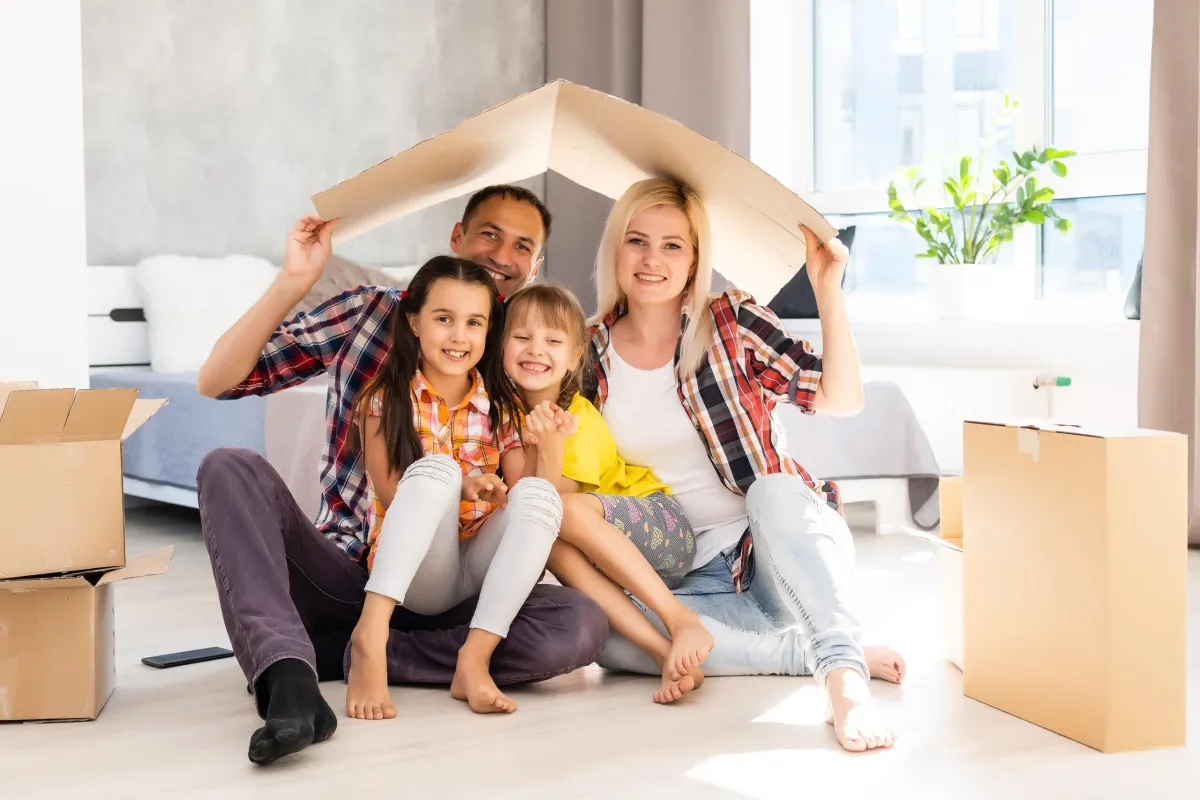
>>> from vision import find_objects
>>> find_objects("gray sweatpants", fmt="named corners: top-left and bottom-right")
top-left (365, 455), bottom-right (563, 639)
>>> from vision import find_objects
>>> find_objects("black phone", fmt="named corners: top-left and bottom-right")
top-left (141, 646), bottom-right (235, 669)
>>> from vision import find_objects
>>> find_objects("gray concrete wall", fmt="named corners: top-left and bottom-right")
top-left (81, 0), bottom-right (546, 268)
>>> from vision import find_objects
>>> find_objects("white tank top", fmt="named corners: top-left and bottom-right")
top-left (600, 344), bottom-right (748, 568)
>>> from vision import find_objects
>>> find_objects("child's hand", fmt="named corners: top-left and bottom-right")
top-left (527, 401), bottom-right (575, 448)
top-left (462, 473), bottom-right (508, 507)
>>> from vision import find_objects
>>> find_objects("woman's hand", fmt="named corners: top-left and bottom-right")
top-left (462, 473), bottom-right (508, 507)
top-left (799, 223), bottom-right (850, 298)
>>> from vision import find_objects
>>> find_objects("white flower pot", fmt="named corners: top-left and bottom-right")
top-left (931, 263), bottom-right (1013, 320)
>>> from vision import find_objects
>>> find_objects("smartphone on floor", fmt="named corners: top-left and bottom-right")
top-left (141, 647), bottom-right (235, 669)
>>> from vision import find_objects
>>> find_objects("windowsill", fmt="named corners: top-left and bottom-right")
top-left (784, 294), bottom-right (1140, 336)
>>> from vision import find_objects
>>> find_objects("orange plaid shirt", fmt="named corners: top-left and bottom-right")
top-left (366, 369), bottom-right (520, 570)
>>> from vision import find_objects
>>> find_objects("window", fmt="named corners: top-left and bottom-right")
top-left (751, 0), bottom-right (1154, 314)
top-left (813, 0), bottom-right (1017, 193)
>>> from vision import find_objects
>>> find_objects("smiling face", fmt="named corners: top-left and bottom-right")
top-left (408, 277), bottom-right (492, 383)
top-left (502, 307), bottom-right (584, 403)
top-left (615, 205), bottom-right (696, 308)
top-left (450, 194), bottom-right (546, 296)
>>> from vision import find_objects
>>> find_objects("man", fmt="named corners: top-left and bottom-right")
top-left (195, 185), bottom-right (608, 766)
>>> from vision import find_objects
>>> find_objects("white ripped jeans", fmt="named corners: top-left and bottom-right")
top-left (598, 472), bottom-right (868, 685)
top-left (364, 455), bottom-right (563, 638)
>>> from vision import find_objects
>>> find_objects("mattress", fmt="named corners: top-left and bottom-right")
top-left (89, 370), bottom-right (266, 490)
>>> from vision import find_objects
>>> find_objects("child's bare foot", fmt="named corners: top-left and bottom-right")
top-left (653, 665), bottom-right (705, 704)
top-left (824, 667), bottom-right (895, 752)
top-left (864, 645), bottom-right (906, 684)
top-left (663, 612), bottom-right (715, 680)
top-left (345, 625), bottom-right (396, 721)
top-left (451, 656), bottom-right (516, 714)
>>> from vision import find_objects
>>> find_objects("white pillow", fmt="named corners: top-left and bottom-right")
top-left (135, 255), bottom-right (280, 373)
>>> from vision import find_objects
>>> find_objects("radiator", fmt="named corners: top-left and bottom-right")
top-left (861, 366), bottom-right (1060, 474)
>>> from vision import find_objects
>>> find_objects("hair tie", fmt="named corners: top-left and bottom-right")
top-left (399, 289), bottom-right (409, 300)
top-left (497, 294), bottom-right (506, 303)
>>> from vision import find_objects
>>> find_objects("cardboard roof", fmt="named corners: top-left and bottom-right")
top-left (0, 546), bottom-right (174, 592)
top-left (311, 79), bottom-right (837, 303)
top-left (0, 386), bottom-right (167, 445)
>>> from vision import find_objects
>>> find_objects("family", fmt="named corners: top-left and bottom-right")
top-left (195, 179), bottom-right (904, 766)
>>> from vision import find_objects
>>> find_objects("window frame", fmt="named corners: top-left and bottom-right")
top-left (750, 0), bottom-right (1149, 304)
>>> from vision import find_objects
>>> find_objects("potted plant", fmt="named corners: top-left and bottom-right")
top-left (886, 101), bottom-right (1076, 318)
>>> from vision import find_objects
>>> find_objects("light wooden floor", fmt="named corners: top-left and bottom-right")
top-left (4, 503), bottom-right (1200, 799)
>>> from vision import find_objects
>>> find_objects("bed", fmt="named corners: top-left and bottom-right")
top-left (89, 263), bottom-right (942, 530)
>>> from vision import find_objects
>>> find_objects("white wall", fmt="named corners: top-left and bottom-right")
top-left (789, 318), bottom-right (1140, 473)
top-left (0, 1), bottom-right (88, 389)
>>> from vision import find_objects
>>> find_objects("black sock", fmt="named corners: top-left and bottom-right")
top-left (312, 630), bottom-right (352, 682)
top-left (247, 659), bottom-right (337, 766)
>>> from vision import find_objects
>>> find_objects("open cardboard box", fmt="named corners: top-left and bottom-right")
top-left (311, 78), bottom-right (838, 304)
top-left (960, 418), bottom-right (1188, 753)
top-left (0, 384), bottom-right (167, 578)
top-left (0, 547), bottom-right (174, 721)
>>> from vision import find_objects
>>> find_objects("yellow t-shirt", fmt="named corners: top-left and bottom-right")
top-left (561, 393), bottom-right (669, 497)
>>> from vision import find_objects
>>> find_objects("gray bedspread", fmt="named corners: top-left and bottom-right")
top-left (775, 381), bottom-right (942, 529)
top-left (90, 370), bottom-right (266, 490)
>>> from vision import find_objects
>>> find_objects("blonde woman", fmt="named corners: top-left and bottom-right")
top-left (577, 177), bottom-right (901, 752)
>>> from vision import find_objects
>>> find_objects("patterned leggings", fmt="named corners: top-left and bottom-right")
top-left (586, 491), bottom-right (696, 589)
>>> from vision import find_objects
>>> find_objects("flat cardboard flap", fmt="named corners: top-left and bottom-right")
top-left (97, 546), bottom-right (174, 585)
top-left (121, 398), bottom-right (168, 441)
top-left (0, 389), bottom-right (75, 444)
top-left (311, 79), bottom-right (838, 303)
top-left (62, 388), bottom-right (138, 440)
top-left (965, 417), bottom-right (1180, 440)
top-left (0, 574), bottom-right (93, 592)
top-left (0, 381), bottom-right (39, 412)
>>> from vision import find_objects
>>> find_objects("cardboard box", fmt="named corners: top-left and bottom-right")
top-left (962, 419), bottom-right (1188, 753)
top-left (0, 386), bottom-right (166, 578)
top-left (311, 79), bottom-right (837, 304)
top-left (0, 546), bottom-right (173, 721)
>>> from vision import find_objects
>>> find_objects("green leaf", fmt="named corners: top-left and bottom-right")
top-left (964, 190), bottom-right (978, 206)
top-left (1024, 209), bottom-right (1046, 224)
top-left (960, 156), bottom-right (971, 183)
top-left (994, 165), bottom-right (1010, 186)
top-left (1045, 148), bottom-right (1077, 159)
top-left (1051, 160), bottom-right (1067, 178)
top-left (1036, 148), bottom-right (1050, 163)
top-left (1055, 218), bottom-right (1072, 232)
top-left (914, 177), bottom-right (927, 192)
top-left (1017, 186), bottom-right (1026, 206)
top-left (1032, 187), bottom-right (1055, 202)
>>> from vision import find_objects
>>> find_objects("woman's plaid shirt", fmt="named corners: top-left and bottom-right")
top-left (588, 290), bottom-right (843, 591)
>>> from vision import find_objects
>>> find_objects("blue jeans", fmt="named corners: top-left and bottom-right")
top-left (597, 473), bottom-right (868, 685)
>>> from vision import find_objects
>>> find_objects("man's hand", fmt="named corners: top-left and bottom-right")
top-left (462, 473), bottom-right (508, 507)
top-left (278, 215), bottom-right (340, 294)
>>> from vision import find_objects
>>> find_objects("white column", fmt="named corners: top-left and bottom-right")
top-left (0, 0), bottom-right (89, 389)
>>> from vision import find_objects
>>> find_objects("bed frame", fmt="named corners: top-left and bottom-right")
top-left (88, 265), bottom-right (201, 507)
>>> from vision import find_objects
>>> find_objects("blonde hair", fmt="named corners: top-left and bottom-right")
top-left (591, 178), bottom-right (715, 377)
top-left (503, 283), bottom-right (590, 409)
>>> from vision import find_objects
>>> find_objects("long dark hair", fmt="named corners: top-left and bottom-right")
top-left (502, 283), bottom-right (591, 409)
top-left (355, 256), bottom-right (520, 475)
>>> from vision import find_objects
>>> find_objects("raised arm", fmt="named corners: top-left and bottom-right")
top-left (197, 215), bottom-right (339, 398)
top-left (741, 225), bottom-right (863, 417)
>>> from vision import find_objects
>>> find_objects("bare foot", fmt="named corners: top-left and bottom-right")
top-left (345, 625), bottom-right (396, 721)
top-left (664, 612), bottom-right (715, 680)
top-left (451, 656), bottom-right (516, 714)
top-left (653, 666), bottom-right (705, 704)
top-left (824, 667), bottom-right (895, 752)
top-left (864, 645), bottom-right (906, 684)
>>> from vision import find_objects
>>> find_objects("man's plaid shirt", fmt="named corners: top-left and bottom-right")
top-left (218, 286), bottom-right (401, 562)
